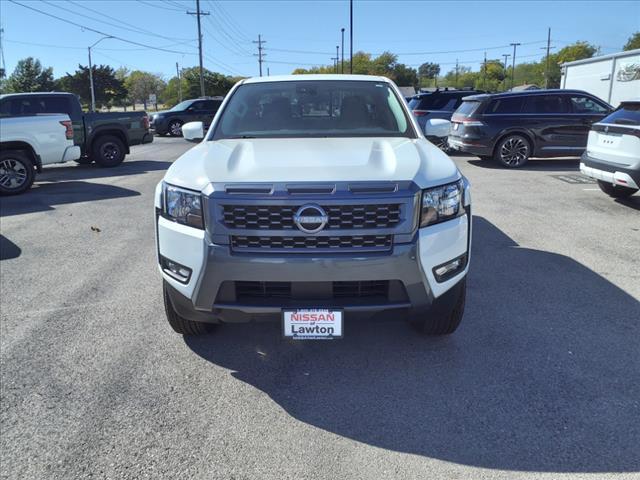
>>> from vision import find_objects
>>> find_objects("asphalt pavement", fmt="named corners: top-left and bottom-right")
top-left (1, 137), bottom-right (639, 480)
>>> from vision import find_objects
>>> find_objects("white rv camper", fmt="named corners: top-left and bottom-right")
top-left (561, 49), bottom-right (640, 107)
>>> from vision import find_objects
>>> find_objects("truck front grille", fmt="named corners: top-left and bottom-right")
top-left (222, 204), bottom-right (402, 230)
top-left (231, 234), bottom-right (393, 252)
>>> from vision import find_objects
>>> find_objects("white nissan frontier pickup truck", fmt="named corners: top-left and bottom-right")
top-left (155, 75), bottom-right (471, 339)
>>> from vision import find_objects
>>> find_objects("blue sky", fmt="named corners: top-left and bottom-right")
top-left (1, 0), bottom-right (638, 79)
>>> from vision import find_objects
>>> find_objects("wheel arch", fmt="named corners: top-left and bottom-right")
top-left (0, 141), bottom-right (42, 171)
top-left (88, 127), bottom-right (130, 155)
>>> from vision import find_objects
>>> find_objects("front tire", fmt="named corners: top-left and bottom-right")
top-left (92, 135), bottom-right (126, 167)
top-left (163, 281), bottom-right (214, 335)
top-left (597, 180), bottom-right (638, 198)
top-left (494, 134), bottom-right (531, 168)
top-left (0, 150), bottom-right (36, 196)
top-left (411, 278), bottom-right (466, 335)
top-left (168, 120), bottom-right (184, 137)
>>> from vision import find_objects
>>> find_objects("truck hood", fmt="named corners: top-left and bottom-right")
top-left (164, 137), bottom-right (460, 191)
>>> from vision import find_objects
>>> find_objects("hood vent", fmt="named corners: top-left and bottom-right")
top-left (349, 183), bottom-right (398, 194)
top-left (225, 184), bottom-right (273, 194)
top-left (286, 184), bottom-right (336, 195)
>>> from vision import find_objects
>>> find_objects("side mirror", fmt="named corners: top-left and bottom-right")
top-left (424, 118), bottom-right (451, 138)
top-left (182, 121), bottom-right (204, 143)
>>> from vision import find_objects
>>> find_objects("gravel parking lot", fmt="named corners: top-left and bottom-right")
top-left (1, 137), bottom-right (638, 480)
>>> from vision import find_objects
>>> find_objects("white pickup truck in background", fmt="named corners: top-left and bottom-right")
top-left (0, 114), bottom-right (81, 195)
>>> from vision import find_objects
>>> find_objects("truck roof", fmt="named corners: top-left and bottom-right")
top-left (460, 89), bottom-right (600, 102)
top-left (0, 92), bottom-right (76, 99)
top-left (240, 74), bottom-right (392, 85)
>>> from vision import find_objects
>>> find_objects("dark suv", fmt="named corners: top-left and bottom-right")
top-left (408, 88), bottom-right (485, 130)
top-left (151, 97), bottom-right (223, 136)
top-left (448, 89), bottom-right (612, 167)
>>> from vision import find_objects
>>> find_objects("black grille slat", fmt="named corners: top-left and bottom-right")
top-left (333, 281), bottom-right (389, 298)
top-left (234, 281), bottom-right (390, 300)
top-left (222, 204), bottom-right (401, 230)
top-left (236, 281), bottom-right (291, 298)
top-left (231, 235), bottom-right (392, 251)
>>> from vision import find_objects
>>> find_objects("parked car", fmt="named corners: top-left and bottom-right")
top-left (580, 100), bottom-right (639, 198)
top-left (156, 75), bottom-right (471, 338)
top-left (0, 92), bottom-right (153, 167)
top-left (0, 113), bottom-right (81, 195)
top-left (408, 88), bottom-right (485, 150)
top-left (448, 89), bottom-right (613, 167)
top-left (150, 97), bottom-right (223, 136)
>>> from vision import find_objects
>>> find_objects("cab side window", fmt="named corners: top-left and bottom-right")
top-left (569, 96), bottom-right (608, 114)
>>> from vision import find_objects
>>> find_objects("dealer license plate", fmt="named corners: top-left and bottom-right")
top-left (282, 309), bottom-right (343, 340)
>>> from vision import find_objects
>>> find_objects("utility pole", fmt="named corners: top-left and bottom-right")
top-left (544, 28), bottom-right (552, 88)
top-left (187, 0), bottom-right (209, 97)
top-left (253, 34), bottom-right (266, 77)
top-left (267, 67), bottom-right (270, 76)
top-left (336, 45), bottom-right (339, 73)
top-left (0, 27), bottom-right (6, 79)
top-left (88, 36), bottom-right (113, 112)
top-left (482, 51), bottom-right (487, 90)
top-left (502, 54), bottom-right (511, 91)
top-left (176, 62), bottom-right (183, 103)
top-left (455, 59), bottom-right (459, 88)
top-left (510, 42), bottom-right (521, 90)
top-left (349, 0), bottom-right (353, 74)
top-left (341, 28), bottom-right (345, 74)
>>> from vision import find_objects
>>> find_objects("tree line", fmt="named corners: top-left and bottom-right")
top-left (294, 32), bottom-right (640, 91)
top-left (0, 58), bottom-right (243, 111)
top-left (1, 32), bottom-right (637, 108)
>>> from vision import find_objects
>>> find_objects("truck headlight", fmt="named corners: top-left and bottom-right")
top-left (163, 183), bottom-right (204, 229)
top-left (420, 179), bottom-right (464, 227)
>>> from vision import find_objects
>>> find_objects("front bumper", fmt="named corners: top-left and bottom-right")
top-left (580, 152), bottom-right (640, 190)
top-left (156, 211), bottom-right (471, 324)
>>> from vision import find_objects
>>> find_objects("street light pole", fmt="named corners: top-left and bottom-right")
top-left (349, 0), bottom-right (353, 74)
top-left (336, 45), bottom-right (339, 74)
top-left (341, 28), bottom-right (345, 74)
top-left (88, 36), bottom-right (113, 112)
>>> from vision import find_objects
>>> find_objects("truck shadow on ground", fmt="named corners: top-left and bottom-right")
top-left (467, 157), bottom-right (582, 171)
top-left (37, 160), bottom-right (172, 182)
top-left (185, 216), bottom-right (640, 473)
top-left (0, 181), bottom-right (140, 217)
top-left (0, 234), bottom-right (21, 261)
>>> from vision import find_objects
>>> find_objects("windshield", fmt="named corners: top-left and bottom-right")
top-left (169, 100), bottom-right (194, 112)
top-left (212, 80), bottom-right (414, 139)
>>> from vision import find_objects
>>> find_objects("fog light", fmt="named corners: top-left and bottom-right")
top-left (160, 256), bottom-right (192, 283)
top-left (433, 254), bottom-right (467, 282)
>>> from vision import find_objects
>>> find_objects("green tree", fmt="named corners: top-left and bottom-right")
top-left (292, 51), bottom-right (418, 86)
top-left (418, 62), bottom-right (440, 87)
top-left (58, 64), bottom-right (127, 110)
top-left (4, 57), bottom-right (55, 93)
top-left (161, 68), bottom-right (236, 107)
top-left (125, 71), bottom-right (165, 110)
top-left (623, 32), bottom-right (640, 51)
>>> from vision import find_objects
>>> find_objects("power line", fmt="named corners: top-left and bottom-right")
top-left (204, 13), bottom-right (253, 55)
top-left (136, 0), bottom-right (183, 12)
top-left (205, 0), bottom-right (252, 44)
top-left (202, 24), bottom-right (251, 58)
top-left (66, 0), bottom-right (195, 43)
top-left (8, 0), bottom-right (196, 55)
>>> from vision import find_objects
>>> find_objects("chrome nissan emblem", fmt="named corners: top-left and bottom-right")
top-left (293, 204), bottom-right (328, 234)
